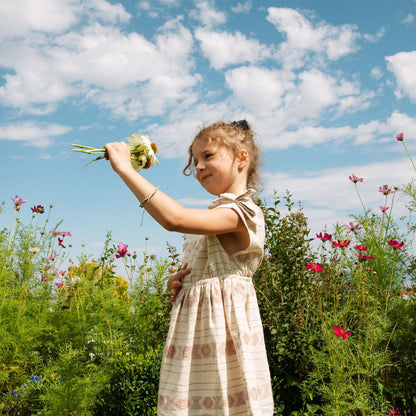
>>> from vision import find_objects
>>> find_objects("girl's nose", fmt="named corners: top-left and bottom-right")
top-left (195, 161), bottom-right (204, 170)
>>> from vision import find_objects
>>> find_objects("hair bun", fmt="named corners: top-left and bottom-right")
top-left (232, 120), bottom-right (250, 130)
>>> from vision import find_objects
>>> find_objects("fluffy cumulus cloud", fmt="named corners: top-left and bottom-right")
top-left (266, 7), bottom-right (360, 68)
top-left (190, 0), bottom-right (226, 28)
top-left (195, 29), bottom-right (272, 70)
top-left (0, 122), bottom-right (72, 147)
top-left (386, 51), bottom-right (416, 103)
top-left (0, 1), bottom-right (197, 118)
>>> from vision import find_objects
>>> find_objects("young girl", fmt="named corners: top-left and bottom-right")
top-left (105, 120), bottom-right (274, 415)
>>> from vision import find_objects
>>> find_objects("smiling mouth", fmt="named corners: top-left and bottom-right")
top-left (201, 174), bottom-right (211, 181)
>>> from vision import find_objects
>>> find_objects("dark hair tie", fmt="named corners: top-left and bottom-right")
top-left (232, 119), bottom-right (250, 130)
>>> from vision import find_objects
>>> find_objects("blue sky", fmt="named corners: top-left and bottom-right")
top-left (1, 0), bottom-right (416, 262)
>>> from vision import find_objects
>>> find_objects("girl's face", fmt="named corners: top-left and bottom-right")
top-left (191, 136), bottom-right (248, 196)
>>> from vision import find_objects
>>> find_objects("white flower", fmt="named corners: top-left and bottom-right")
top-left (29, 247), bottom-right (41, 253)
top-left (72, 131), bottom-right (159, 172)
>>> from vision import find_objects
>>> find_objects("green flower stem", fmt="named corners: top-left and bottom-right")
top-left (402, 141), bottom-right (416, 174)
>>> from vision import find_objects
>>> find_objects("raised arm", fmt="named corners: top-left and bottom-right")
top-left (104, 141), bottom-right (246, 235)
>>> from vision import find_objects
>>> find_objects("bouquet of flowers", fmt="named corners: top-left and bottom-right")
top-left (72, 133), bottom-right (159, 171)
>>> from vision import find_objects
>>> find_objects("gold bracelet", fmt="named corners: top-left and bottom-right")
top-left (140, 187), bottom-right (159, 208)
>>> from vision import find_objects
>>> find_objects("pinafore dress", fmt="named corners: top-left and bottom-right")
top-left (158, 190), bottom-right (274, 415)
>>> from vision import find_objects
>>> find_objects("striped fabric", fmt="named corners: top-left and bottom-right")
top-left (158, 191), bottom-right (274, 415)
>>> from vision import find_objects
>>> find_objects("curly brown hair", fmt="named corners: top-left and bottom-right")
top-left (183, 121), bottom-right (261, 189)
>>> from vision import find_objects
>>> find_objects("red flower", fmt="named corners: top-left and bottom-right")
top-left (354, 245), bottom-right (368, 251)
top-left (316, 232), bottom-right (331, 241)
top-left (396, 132), bottom-right (404, 142)
top-left (58, 238), bottom-right (65, 248)
top-left (31, 204), bottom-right (45, 214)
top-left (332, 326), bottom-right (352, 339)
top-left (388, 408), bottom-right (399, 416)
top-left (305, 262), bottom-right (322, 273)
top-left (332, 240), bottom-right (350, 248)
top-left (388, 239), bottom-right (404, 250)
top-left (349, 174), bottom-right (363, 183)
top-left (116, 242), bottom-right (128, 258)
top-left (358, 252), bottom-right (375, 260)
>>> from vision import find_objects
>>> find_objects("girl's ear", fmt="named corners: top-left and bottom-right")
top-left (238, 149), bottom-right (249, 169)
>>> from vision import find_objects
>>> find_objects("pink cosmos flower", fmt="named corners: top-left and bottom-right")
top-left (11, 195), bottom-right (27, 211)
top-left (332, 326), bottom-right (352, 339)
top-left (349, 174), bottom-right (363, 183)
top-left (396, 132), bottom-right (404, 142)
top-left (47, 252), bottom-right (58, 261)
top-left (305, 262), bottom-right (322, 273)
top-left (316, 232), bottom-right (331, 241)
top-left (380, 206), bottom-right (389, 212)
top-left (55, 282), bottom-right (63, 287)
top-left (116, 242), bottom-right (128, 258)
top-left (388, 239), bottom-right (404, 250)
top-left (345, 222), bottom-right (361, 233)
top-left (388, 408), bottom-right (399, 416)
top-left (332, 240), bottom-right (350, 248)
top-left (354, 245), bottom-right (368, 251)
top-left (168, 265), bottom-right (178, 274)
top-left (31, 205), bottom-right (45, 214)
top-left (57, 230), bottom-right (72, 237)
top-left (379, 185), bottom-right (393, 196)
top-left (29, 247), bottom-right (41, 253)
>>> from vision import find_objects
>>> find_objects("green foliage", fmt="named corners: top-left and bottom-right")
top-left (94, 348), bottom-right (162, 416)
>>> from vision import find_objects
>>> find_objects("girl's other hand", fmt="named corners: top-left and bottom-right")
top-left (104, 141), bottom-right (132, 174)
top-left (167, 264), bottom-right (192, 302)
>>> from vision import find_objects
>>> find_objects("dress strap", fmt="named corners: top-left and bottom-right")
top-left (209, 189), bottom-right (256, 217)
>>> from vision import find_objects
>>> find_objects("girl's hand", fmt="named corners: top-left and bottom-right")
top-left (104, 141), bottom-right (133, 174)
top-left (167, 264), bottom-right (192, 302)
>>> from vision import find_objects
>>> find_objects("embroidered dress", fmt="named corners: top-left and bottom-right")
top-left (158, 190), bottom-right (274, 415)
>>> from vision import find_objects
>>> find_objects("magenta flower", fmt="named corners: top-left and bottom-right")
top-left (332, 326), bottom-right (352, 339)
top-left (380, 206), bottom-right (389, 212)
top-left (388, 239), bottom-right (404, 250)
top-left (354, 245), bottom-right (368, 251)
top-left (349, 174), bottom-right (363, 183)
top-left (58, 238), bottom-right (65, 248)
top-left (358, 252), bottom-right (375, 260)
top-left (388, 409), bottom-right (399, 416)
top-left (345, 222), bottom-right (361, 233)
top-left (11, 195), bottom-right (27, 211)
top-left (316, 232), bottom-right (331, 241)
top-left (31, 205), bottom-right (45, 214)
top-left (332, 240), bottom-right (350, 248)
top-left (305, 262), bottom-right (322, 273)
top-left (55, 282), bottom-right (63, 287)
top-left (116, 242), bottom-right (128, 258)
top-left (379, 185), bottom-right (393, 195)
top-left (396, 132), bottom-right (404, 142)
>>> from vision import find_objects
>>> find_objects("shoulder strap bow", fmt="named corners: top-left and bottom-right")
top-left (209, 189), bottom-right (256, 217)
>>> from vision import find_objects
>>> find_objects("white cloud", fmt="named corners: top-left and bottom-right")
top-left (386, 51), bottom-right (416, 102)
top-left (0, 16), bottom-right (198, 118)
top-left (266, 7), bottom-right (360, 68)
top-left (190, 0), bottom-right (226, 28)
top-left (264, 157), bottom-right (416, 234)
top-left (0, 0), bottom-right (81, 41)
top-left (371, 67), bottom-right (383, 80)
top-left (401, 14), bottom-right (415, 26)
top-left (195, 29), bottom-right (272, 70)
top-left (225, 65), bottom-right (293, 116)
top-left (231, 1), bottom-right (252, 14)
top-left (0, 121), bottom-right (72, 147)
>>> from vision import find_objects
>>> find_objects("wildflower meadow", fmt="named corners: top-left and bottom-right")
top-left (1, 133), bottom-right (416, 415)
